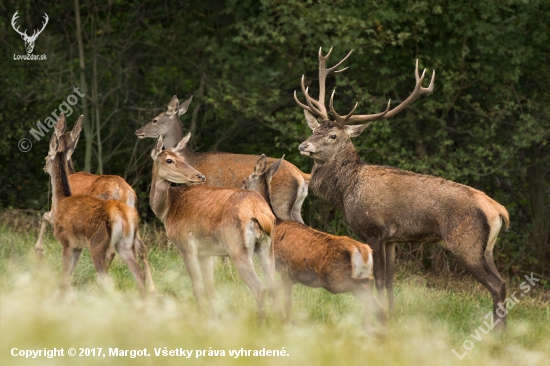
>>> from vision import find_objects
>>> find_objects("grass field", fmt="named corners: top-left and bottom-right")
top-left (1, 210), bottom-right (549, 366)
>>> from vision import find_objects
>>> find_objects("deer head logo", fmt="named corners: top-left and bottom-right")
top-left (11, 11), bottom-right (49, 54)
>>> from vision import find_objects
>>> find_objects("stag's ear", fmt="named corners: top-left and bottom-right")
top-left (304, 110), bottom-right (320, 130)
top-left (266, 155), bottom-right (284, 182)
top-left (55, 114), bottom-right (66, 136)
top-left (172, 132), bottom-right (191, 156)
top-left (151, 135), bottom-right (164, 160)
top-left (254, 154), bottom-right (268, 176)
top-left (345, 123), bottom-right (372, 138)
top-left (178, 96), bottom-right (193, 116)
top-left (167, 95), bottom-right (179, 116)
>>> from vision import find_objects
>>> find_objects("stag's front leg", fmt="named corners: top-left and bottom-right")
top-left (370, 240), bottom-right (387, 309)
top-left (385, 242), bottom-right (396, 311)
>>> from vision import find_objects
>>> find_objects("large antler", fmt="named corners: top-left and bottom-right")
top-left (29, 13), bottom-right (49, 40)
top-left (295, 48), bottom-right (435, 126)
top-left (11, 11), bottom-right (28, 39)
top-left (11, 11), bottom-right (48, 40)
top-left (294, 47), bottom-right (353, 121)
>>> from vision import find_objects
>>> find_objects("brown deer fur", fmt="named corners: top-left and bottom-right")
top-left (149, 134), bottom-right (279, 320)
top-left (296, 49), bottom-right (510, 329)
top-left (135, 95), bottom-right (310, 223)
top-left (243, 155), bottom-right (387, 334)
top-left (45, 117), bottom-right (146, 297)
top-left (36, 116), bottom-right (155, 293)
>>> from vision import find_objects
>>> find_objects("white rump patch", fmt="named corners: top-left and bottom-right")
top-left (351, 249), bottom-right (372, 279)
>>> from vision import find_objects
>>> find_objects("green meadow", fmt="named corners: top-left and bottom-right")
top-left (1, 211), bottom-right (549, 366)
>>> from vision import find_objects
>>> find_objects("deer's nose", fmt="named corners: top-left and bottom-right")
top-left (197, 174), bottom-right (206, 182)
top-left (299, 143), bottom-right (309, 151)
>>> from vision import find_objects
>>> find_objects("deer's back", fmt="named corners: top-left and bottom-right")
top-left (68, 172), bottom-right (137, 207)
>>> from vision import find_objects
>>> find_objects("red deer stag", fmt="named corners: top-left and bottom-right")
top-left (149, 134), bottom-right (279, 320)
top-left (36, 117), bottom-right (156, 293)
top-left (135, 95), bottom-right (309, 223)
top-left (243, 155), bottom-right (387, 335)
top-left (44, 115), bottom-right (147, 297)
top-left (295, 48), bottom-right (509, 329)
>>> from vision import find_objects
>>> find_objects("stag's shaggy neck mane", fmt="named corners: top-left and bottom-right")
top-left (50, 152), bottom-right (72, 210)
top-left (309, 141), bottom-right (362, 212)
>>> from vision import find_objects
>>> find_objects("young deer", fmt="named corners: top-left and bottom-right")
top-left (135, 95), bottom-right (309, 223)
top-left (44, 116), bottom-right (147, 297)
top-left (149, 134), bottom-right (279, 320)
top-left (296, 48), bottom-right (509, 329)
top-left (36, 116), bottom-right (156, 293)
top-left (243, 155), bottom-right (387, 334)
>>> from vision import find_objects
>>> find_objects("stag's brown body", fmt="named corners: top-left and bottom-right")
top-left (135, 95), bottom-right (309, 223)
top-left (243, 156), bottom-right (386, 333)
top-left (295, 48), bottom-right (509, 329)
top-left (149, 135), bottom-right (279, 319)
top-left (45, 126), bottom-right (146, 297)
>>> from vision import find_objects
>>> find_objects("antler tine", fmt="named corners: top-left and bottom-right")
top-left (345, 99), bottom-right (391, 124)
top-left (11, 11), bottom-right (28, 37)
top-left (301, 75), bottom-right (325, 117)
top-left (329, 90), bottom-right (360, 125)
top-left (293, 90), bottom-right (315, 115)
top-left (380, 59), bottom-right (435, 119)
top-left (326, 49), bottom-right (354, 74)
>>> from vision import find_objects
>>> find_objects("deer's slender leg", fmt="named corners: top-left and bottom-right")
top-left (198, 256), bottom-right (217, 316)
top-left (280, 274), bottom-right (294, 323)
top-left (35, 211), bottom-right (53, 259)
top-left (385, 242), bottom-right (396, 311)
top-left (352, 279), bottom-right (387, 336)
top-left (135, 233), bottom-right (156, 293)
top-left (256, 238), bottom-right (282, 318)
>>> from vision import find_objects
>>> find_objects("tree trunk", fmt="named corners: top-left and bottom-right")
top-left (75, 0), bottom-right (91, 172)
top-left (526, 144), bottom-right (549, 258)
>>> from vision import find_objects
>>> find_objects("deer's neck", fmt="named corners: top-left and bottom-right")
top-left (309, 145), bottom-right (362, 212)
top-left (163, 122), bottom-right (198, 163)
top-left (67, 158), bottom-right (76, 175)
top-left (149, 165), bottom-right (173, 223)
top-left (50, 152), bottom-right (72, 212)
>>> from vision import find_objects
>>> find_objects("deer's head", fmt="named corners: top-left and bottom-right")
top-left (44, 114), bottom-right (78, 174)
top-left (135, 95), bottom-right (192, 140)
top-left (11, 11), bottom-right (48, 54)
top-left (296, 48), bottom-right (434, 163)
top-left (150, 133), bottom-right (205, 185)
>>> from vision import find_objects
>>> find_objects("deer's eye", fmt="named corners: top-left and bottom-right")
top-left (166, 159), bottom-right (173, 164)
top-left (330, 134), bottom-right (337, 139)
top-left (153, 119), bottom-right (158, 124)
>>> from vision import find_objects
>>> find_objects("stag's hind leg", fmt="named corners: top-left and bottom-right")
top-left (35, 211), bottom-right (53, 260)
top-left (446, 231), bottom-right (507, 330)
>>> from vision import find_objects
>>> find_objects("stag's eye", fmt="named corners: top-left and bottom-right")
top-left (330, 134), bottom-right (337, 139)
top-left (166, 159), bottom-right (173, 164)
top-left (153, 119), bottom-right (158, 124)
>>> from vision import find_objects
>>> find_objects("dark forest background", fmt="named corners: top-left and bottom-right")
top-left (0, 0), bottom-right (548, 276)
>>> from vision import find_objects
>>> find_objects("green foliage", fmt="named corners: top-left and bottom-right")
top-left (0, 0), bottom-right (548, 273)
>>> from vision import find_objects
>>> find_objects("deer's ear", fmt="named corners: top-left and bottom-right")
top-left (266, 155), bottom-right (284, 182)
top-left (65, 137), bottom-right (78, 161)
top-left (254, 154), bottom-right (268, 176)
top-left (345, 123), bottom-right (372, 138)
top-left (70, 115), bottom-right (83, 141)
top-left (178, 96), bottom-right (193, 116)
top-left (304, 110), bottom-right (320, 130)
top-left (167, 95), bottom-right (179, 116)
top-left (151, 135), bottom-right (164, 160)
top-left (48, 132), bottom-right (59, 155)
top-left (172, 132), bottom-right (191, 156)
top-left (55, 114), bottom-right (66, 136)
